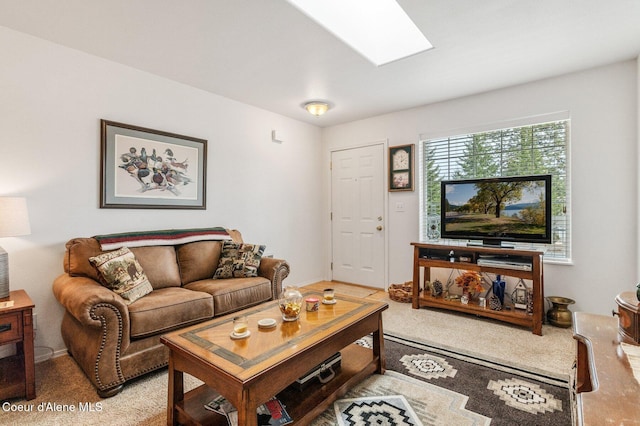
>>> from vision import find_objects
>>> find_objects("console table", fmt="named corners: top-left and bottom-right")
top-left (0, 289), bottom-right (35, 401)
top-left (411, 242), bottom-right (544, 335)
top-left (572, 312), bottom-right (640, 425)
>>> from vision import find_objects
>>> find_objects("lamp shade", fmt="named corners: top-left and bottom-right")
top-left (0, 197), bottom-right (31, 237)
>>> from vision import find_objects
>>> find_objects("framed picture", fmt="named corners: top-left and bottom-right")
top-left (389, 144), bottom-right (414, 191)
top-left (100, 120), bottom-right (207, 209)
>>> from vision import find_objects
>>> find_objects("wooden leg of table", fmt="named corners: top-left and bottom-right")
top-left (373, 314), bottom-right (386, 374)
top-left (23, 309), bottom-right (35, 400)
top-left (166, 356), bottom-right (183, 426)
top-left (237, 390), bottom-right (257, 426)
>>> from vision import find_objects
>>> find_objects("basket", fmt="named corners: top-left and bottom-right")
top-left (388, 281), bottom-right (415, 303)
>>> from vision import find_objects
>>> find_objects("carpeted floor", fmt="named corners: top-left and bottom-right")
top-left (2, 288), bottom-right (576, 425)
top-left (2, 336), bottom-right (571, 425)
top-left (381, 296), bottom-right (575, 381)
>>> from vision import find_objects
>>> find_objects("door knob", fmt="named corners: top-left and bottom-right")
top-left (376, 225), bottom-right (383, 231)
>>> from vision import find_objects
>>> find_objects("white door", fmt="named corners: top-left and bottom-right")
top-left (331, 144), bottom-right (385, 288)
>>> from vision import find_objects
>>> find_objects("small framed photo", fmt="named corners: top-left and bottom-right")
top-left (389, 144), bottom-right (414, 192)
top-left (100, 120), bottom-right (207, 209)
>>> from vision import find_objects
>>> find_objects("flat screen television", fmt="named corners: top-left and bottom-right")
top-left (440, 174), bottom-right (552, 247)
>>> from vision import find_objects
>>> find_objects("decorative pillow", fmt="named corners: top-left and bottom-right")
top-left (213, 241), bottom-right (266, 279)
top-left (89, 247), bottom-right (153, 304)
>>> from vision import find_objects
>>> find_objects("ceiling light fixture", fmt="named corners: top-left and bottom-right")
top-left (304, 101), bottom-right (330, 117)
top-left (287, 0), bottom-right (433, 66)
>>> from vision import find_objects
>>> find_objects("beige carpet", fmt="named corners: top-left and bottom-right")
top-left (382, 297), bottom-right (575, 381)
top-left (2, 288), bottom-right (574, 424)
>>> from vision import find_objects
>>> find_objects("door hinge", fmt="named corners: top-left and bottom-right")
top-left (330, 262), bottom-right (333, 270)
top-left (330, 212), bottom-right (333, 220)
top-left (329, 161), bottom-right (332, 170)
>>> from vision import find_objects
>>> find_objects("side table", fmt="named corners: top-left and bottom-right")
top-left (0, 289), bottom-right (35, 401)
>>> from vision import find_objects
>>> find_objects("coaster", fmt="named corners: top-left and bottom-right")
top-left (322, 299), bottom-right (337, 305)
top-left (230, 330), bottom-right (251, 339)
top-left (258, 318), bottom-right (277, 329)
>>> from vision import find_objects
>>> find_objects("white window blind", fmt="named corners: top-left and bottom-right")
top-left (420, 120), bottom-right (570, 261)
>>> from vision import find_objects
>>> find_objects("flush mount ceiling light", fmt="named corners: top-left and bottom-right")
top-left (286, 0), bottom-right (433, 66)
top-left (304, 101), bottom-right (330, 116)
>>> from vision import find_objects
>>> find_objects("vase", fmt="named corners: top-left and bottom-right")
top-left (279, 286), bottom-right (303, 322)
top-left (546, 296), bottom-right (575, 328)
top-left (492, 275), bottom-right (505, 305)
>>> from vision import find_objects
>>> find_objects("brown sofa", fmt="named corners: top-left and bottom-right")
top-left (52, 229), bottom-right (290, 397)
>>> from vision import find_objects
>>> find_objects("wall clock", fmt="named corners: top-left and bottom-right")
top-left (389, 144), bottom-right (414, 191)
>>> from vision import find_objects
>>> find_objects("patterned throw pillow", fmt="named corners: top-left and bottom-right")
top-left (213, 241), bottom-right (266, 279)
top-left (89, 247), bottom-right (153, 304)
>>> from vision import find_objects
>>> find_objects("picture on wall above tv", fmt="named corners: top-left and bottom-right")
top-left (441, 174), bottom-right (552, 246)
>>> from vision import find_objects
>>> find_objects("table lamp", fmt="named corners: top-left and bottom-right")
top-left (0, 197), bottom-right (31, 299)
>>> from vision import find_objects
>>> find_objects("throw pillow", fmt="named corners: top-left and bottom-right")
top-left (89, 247), bottom-right (153, 304)
top-left (213, 241), bottom-right (266, 279)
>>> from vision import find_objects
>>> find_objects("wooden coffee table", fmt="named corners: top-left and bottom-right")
top-left (160, 290), bottom-right (388, 426)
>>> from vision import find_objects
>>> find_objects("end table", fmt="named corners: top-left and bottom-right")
top-left (0, 289), bottom-right (35, 400)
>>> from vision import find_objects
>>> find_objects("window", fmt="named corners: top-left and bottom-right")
top-left (420, 119), bottom-right (570, 261)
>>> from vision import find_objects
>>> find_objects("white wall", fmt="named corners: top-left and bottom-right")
top-left (0, 26), bottom-right (325, 356)
top-left (322, 60), bottom-right (639, 316)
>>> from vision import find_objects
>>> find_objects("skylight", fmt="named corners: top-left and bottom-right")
top-left (286, 0), bottom-right (433, 66)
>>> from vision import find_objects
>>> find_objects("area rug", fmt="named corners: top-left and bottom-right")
top-left (311, 336), bottom-right (570, 425)
top-left (381, 336), bottom-right (571, 426)
top-left (334, 394), bottom-right (422, 426)
top-left (311, 371), bottom-right (489, 426)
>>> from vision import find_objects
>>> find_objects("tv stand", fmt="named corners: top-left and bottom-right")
top-left (411, 242), bottom-right (544, 335)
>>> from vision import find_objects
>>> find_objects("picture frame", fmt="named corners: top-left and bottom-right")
top-left (100, 120), bottom-right (207, 209)
top-left (389, 144), bottom-right (414, 192)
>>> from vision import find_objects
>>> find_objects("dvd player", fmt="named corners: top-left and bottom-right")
top-left (477, 259), bottom-right (532, 271)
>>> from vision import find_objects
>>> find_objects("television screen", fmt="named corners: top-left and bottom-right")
top-left (441, 175), bottom-right (552, 246)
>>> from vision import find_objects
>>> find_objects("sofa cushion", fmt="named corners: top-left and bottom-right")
top-left (184, 277), bottom-right (272, 316)
top-left (130, 246), bottom-right (181, 289)
top-left (127, 287), bottom-right (214, 338)
top-left (176, 240), bottom-right (223, 285)
top-left (89, 247), bottom-right (153, 304)
top-left (64, 237), bottom-right (103, 280)
top-left (213, 241), bottom-right (266, 279)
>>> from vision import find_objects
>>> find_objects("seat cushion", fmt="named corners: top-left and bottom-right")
top-left (184, 277), bottom-right (272, 316)
top-left (127, 287), bottom-right (213, 338)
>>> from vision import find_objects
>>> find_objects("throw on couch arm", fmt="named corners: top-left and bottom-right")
top-left (52, 229), bottom-right (290, 397)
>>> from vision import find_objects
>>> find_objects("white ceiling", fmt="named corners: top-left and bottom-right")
top-left (1, 0), bottom-right (639, 127)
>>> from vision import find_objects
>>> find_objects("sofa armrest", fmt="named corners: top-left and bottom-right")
top-left (52, 274), bottom-right (130, 344)
top-left (258, 257), bottom-right (290, 299)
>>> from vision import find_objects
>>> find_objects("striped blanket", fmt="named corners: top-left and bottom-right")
top-left (94, 227), bottom-right (231, 250)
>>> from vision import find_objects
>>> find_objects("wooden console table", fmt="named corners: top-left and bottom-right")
top-left (0, 289), bottom-right (36, 401)
top-left (572, 312), bottom-right (640, 425)
top-left (411, 242), bottom-right (544, 335)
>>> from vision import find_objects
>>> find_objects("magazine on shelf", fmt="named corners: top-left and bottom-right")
top-left (204, 394), bottom-right (292, 426)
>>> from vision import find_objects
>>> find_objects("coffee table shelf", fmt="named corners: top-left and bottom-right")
top-left (176, 344), bottom-right (376, 425)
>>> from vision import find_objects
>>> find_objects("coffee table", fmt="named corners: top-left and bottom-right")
top-left (160, 290), bottom-right (388, 426)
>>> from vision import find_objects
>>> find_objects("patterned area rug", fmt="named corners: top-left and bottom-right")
top-left (313, 335), bottom-right (571, 425)
top-left (311, 370), bottom-right (489, 426)
top-left (334, 395), bottom-right (422, 426)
